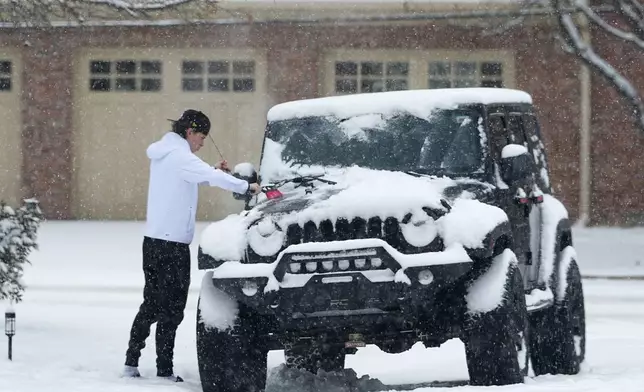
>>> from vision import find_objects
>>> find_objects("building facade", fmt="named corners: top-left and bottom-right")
top-left (0, 3), bottom-right (642, 225)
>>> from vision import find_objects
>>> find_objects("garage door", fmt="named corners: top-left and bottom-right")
top-left (0, 49), bottom-right (22, 208)
top-left (73, 48), bottom-right (268, 221)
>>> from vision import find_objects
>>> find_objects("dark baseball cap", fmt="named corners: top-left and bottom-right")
top-left (168, 109), bottom-right (211, 134)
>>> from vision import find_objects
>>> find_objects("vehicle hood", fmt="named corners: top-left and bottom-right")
top-left (199, 166), bottom-right (507, 262)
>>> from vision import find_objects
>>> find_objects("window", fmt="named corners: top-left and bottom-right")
top-left (89, 60), bottom-right (162, 92)
top-left (334, 61), bottom-right (409, 94)
top-left (489, 114), bottom-right (508, 161)
top-left (429, 61), bottom-right (504, 89)
top-left (507, 114), bottom-right (526, 145)
top-left (0, 60), bottom-right (11, 92)
top-left (181, 60), bottom-right (255, 92)
top-left (523, 114), bottom-right (551, 191)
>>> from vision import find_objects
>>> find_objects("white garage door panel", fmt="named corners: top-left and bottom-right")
top-left (73, 48), bottom-right (268, 221)
top-left (0, 52), bottom-right (21, 207)
top-left (194, 101), bottom-right (267, 221)
top-left (74, 102), bottom-right (165, 219)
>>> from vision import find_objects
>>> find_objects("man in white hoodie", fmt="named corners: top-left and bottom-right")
top-left (122, 110), bottom-right (260, 382)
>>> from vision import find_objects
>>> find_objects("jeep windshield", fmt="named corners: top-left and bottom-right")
top-left (260, 108), bottom-right (484, 182)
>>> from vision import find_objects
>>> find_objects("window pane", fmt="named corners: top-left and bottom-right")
top-left (335, 62), bottom-right (357, 76)
top-left (115, 78), bottom-right (136, 91)
top-left (386, 79), bottom-right (408, 91)
top-left (182, 61), bottom-right (203, 75)
top-left (508, 115), bottom-right (526, 144)
top-left (182, 78), bottom-right (203, 91)
top-left (455, 62), bottom-right (476, 76)
top-left (481, 79), bottom-right (503, 88)
top-left (116, 61), bottom-right (136, 75)
top-left (141, 78), bottom-right (162, 92)
top-left (0, 61), bottom-right (11, 74)
top-left (429, 79), bottom-right (451, 88)
top-left (141, 61), bottom-right (162, 74)
top-left (361, 79), bottom-right (384, 93)
top-left (90, 61), bottom-right (111, 74)
top-left (454, 79), bottom-right (477, 88)
top-left (208, 78), bottom-right (229, 91)
top-left (90, 78), bottom-right (110, 91)
top-left (208, 61), bottom-right (229, 74)
top-left (233, 61), bottom-right (254, 75)
top-left (0, 78), bottom-right (11, 91)
top-left (481, 62), bottom-right (503, 76)
top-left (489, 115), bottom-right (508, 159)
top-left (335, 79), bottom-right (357, 93)
top-left (361, 62), bottom-right (383, 76)
top-left (387, 62), bottom-right (409, 76)
top-left (429, 62), bottom-right (450, 76)
top-left (233, 78), bottom-right (254, 92)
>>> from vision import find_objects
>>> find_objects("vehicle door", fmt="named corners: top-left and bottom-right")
top-left (488, 107), bottom-right (539, 288)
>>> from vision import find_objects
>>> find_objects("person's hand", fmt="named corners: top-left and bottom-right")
top-left (216, 160), bottom-right (230, 172)
top-left (248, 183), bottom-right (261, 195)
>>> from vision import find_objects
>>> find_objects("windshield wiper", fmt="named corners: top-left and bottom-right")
top-left (268, 175), bottom-right (337, 190)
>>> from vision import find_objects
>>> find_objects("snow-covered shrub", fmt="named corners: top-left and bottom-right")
top-left (0, 199), bottom-right (43, 303)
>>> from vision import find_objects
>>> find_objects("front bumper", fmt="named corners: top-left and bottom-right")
top-left (199, 238), bottom-right (471, 324)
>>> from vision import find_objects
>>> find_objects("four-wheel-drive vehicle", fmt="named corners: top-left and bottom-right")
top-left (195, 88), bottom-right (586, 391)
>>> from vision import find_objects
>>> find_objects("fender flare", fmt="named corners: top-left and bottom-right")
top-left (466, 220), bottom-right (514, 260)
top-left (545, 218), bottom-right (574, 289)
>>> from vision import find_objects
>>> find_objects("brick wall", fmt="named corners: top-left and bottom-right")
top-left (1, 19), bottom-right (593, 222)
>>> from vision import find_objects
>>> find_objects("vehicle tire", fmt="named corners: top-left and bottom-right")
top-left (196, 292), bottom-right (268, 392)
top-left (529, 247), bottom-right (585, 376)
top-left (284, 343), bottom-right (347, 374)
top-left (462, 250), bottom-right (528, 386)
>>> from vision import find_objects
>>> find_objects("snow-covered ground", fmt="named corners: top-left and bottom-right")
top-left (1, 221), bottom-right (644, 392)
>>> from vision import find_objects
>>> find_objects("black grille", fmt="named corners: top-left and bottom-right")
top-left (285, 216), bottom-right (444, 254)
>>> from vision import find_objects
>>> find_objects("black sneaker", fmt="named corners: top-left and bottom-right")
top-left (121, 365), bottom-right (141, 378)
top-left (158, 374), bottom-right (183, 382)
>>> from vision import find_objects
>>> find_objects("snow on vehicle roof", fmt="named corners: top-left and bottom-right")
top-left (267, 88), bottom-right (532, 122)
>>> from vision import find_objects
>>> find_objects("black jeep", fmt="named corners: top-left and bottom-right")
top-left (195, 88), bottom-right (585, 391)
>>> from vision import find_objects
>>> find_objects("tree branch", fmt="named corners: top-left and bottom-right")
top-left (616, 0), bottom-right (644, 37)
top-left (577, 0), bottom-right (644, 50)
top-left (0, 0), bottom-right (218, 26)
top-left (552, 0), bottom-right (644, 133)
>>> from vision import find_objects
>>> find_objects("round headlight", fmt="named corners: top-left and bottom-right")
top-left (248, 218), bottom-right (285, 257)
top-left (401, 215), bottom-right (437, 247)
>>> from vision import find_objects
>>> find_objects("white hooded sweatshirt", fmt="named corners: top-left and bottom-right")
top-left (144, 132), bottom-right (249, 244)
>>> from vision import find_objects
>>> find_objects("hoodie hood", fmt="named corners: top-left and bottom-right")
top-left (147, 132), bottom-right (188, 160)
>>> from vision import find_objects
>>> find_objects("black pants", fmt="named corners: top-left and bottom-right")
top-left (125, 236), bottom-right (191, 376)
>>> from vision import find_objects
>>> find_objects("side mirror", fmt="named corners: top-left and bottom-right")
top-left (500, 144), bottom-right (533, 185)
top-left (232, 163), bottom-right (258, 201)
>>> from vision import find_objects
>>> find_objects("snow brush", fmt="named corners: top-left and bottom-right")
top-left (208, 134), bottom-right (231, 173)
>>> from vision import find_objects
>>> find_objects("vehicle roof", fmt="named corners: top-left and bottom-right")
top-left (267, 88), bottom-right (533, 122)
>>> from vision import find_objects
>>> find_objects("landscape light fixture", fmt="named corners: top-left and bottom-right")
top-left (5, 309), bottom-right (15, 361)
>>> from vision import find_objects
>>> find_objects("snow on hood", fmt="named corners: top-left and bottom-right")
top-left (200, 166), bottom-right (508, 263)
top-left (274, 167), bottom-right (452, 225)
top-left (146, 132), bottom-right (187, 160)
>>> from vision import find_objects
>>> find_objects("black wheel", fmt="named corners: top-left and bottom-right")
top-left (284, 343), bottom-right (347, 374)
top-left (196, 283), bottom-right (268, 392)
top-left (462, 250), bottom-right (528, 386)
top-left (529, 248), bottom-right (585, 376)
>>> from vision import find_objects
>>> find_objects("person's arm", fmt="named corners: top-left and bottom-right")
top-left (175, 151), bottom-right (249, 194)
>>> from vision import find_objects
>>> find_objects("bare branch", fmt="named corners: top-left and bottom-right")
top-left (616, 0), bottom-right (644, 37)
top-left (552, 0), bottom-right (644, 133)
top-left (0, 0), bottom-right (218, 26)
top-left (577, 0), bottom-right (644, 50)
